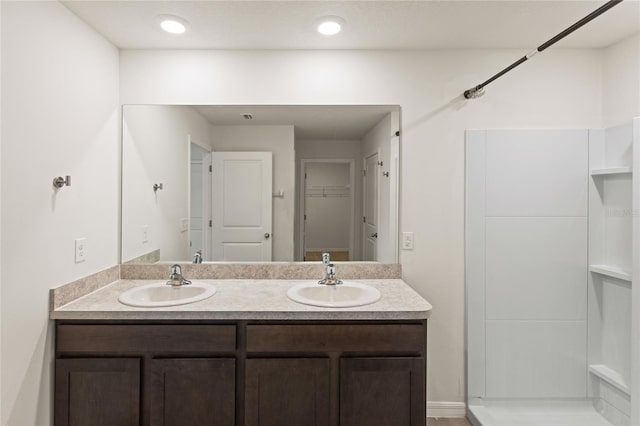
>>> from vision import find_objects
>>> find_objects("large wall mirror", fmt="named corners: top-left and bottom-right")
top-left (121, 105), bottom-right (400, 264)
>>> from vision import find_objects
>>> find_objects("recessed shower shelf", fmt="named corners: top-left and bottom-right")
top-left (590, 167), bottom-right (632, 176)
top-left (589, 265), bottom-right (632, 282)
top-left (589, 364), bottom-right (630, 395)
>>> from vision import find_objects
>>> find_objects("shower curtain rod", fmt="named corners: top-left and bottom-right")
top-left (463, 0), bottom-right (624, 99)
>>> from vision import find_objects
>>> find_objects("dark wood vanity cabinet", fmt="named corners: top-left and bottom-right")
top-left (54, 320), bottom-right (426, 426)
top-left (149, 358), bottom-right (236, 426)
top-left (55, 358), bottom-right (140, 426)
top-left (244, 323), bottom-right (426, 426)
top-left (55, 323), bottom-right (237, 426)
top-left (245, 358), bottom-right (331, 426)
top-left (340, 358), bottom-right (425, 426)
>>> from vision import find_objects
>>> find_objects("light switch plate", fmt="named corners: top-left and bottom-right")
top-left (402, 232), bottom-right (414, 250)
top-left (180, 218), bottom-right (189, 232)
top-left (75, 238), bottom-right (87, 263)
top-left (142, 225), bottom-right (149, 243)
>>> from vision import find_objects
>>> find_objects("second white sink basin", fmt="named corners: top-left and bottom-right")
top-left (118, 281), bottom-right (216, 308)
top-left (287, 281), bottom-right (381, 308)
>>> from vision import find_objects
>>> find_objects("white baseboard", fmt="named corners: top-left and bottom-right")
top-left (427, 401), bottom-right (467, 418)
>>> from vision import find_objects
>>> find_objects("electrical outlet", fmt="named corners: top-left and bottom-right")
top-left (75, 238), bottom-right (87, 263)
top-left (402, 232), bottom-right (414, 250)
top-left (142, 225), bottom-right (149, 243)
top-left (180, 218), bottom-right (189, 232)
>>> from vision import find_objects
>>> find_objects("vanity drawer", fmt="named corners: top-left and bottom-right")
top-left (57, 324), bottom-right (236, 354)
top-left (246, 324), bottom-right (425, 354)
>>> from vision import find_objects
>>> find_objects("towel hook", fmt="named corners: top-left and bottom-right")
top-left (53, 176), bottom-right (71, 189)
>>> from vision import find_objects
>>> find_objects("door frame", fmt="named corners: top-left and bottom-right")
top-left (298, 159), bottom-right (356, 262)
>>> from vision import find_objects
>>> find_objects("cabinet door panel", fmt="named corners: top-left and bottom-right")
top-left (149, 358), bottom-right (235, 426)
top-left (55, 358), bottom-right (140, 426)
top-left (340, 358), bottom-right (425, 426)
top-left (245, 358), bottom-right (330, 426)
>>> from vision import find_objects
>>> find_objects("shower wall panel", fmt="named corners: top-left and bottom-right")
top-left (466, 129), bottom-right (589, 400)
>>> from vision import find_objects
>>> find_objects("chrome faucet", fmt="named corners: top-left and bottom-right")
top-left (193, 250), bottom-right (203, 264)
top-left (318, 263), bottom-right (343, 286)
top-left (167, 264), bottom-right (192, 287)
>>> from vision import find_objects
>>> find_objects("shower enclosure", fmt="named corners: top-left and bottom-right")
top-left (465, 121), bottom-right (639, 426)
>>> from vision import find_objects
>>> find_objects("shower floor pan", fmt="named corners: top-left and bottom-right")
top-left (468, 400), bottom-right (616, 426)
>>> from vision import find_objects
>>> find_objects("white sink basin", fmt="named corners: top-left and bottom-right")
top-left (287, 281), bottom-right (381, 308)
top-left (118, 281), bottom-right (216, 308)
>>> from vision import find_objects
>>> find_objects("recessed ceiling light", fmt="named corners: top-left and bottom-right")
top-left (316, 16), bottom-right (344, 36)
top-left (158, 15), bottom-right (188, 34)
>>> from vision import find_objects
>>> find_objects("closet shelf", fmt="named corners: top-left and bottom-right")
top-left (589, 265), bottom-right (632, 282)
top-left (590, 167), bottom-right (632, 176)
top-left (588, 364), bottom-right (630, 395)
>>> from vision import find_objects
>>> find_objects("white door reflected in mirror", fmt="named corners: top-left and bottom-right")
top-left (189, 142), bottom-right (212, 261)
top-left (363, 151), bottom-right (379, 261)
top-left (211, 151), bottom-right (273, 261)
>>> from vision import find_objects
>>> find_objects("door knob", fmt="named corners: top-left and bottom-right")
top-left (264, 233), bottom-right (271, 239)
top-left (371, 233), bottom-right (378, 238)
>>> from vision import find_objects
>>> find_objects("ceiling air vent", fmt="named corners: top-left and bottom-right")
top-left (241, 113), bottom-right (254, 120)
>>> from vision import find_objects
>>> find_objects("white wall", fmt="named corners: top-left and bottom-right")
top-left (120, 48), bottom-right (603, 405)
top-left (122, 105), bottom-right (211, 262)
top-left (362, 113), bottom-right (394, 263)
top-left (210, 125), bottom-right (295, 261)
top-left (0, 2), bottom-right (4, 421)
top-left (295, 139), bottom-right (362, 260)
top-left (603, 33), bottom-right (640, 127)
top-left (1, 2), bottom-right (120, 424)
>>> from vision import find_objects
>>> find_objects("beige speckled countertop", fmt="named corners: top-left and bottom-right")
top-left (51, 279), bottom-right (432, 321)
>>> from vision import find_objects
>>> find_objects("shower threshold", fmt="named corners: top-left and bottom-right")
top-left (468, 399), bottom-right (617, 426)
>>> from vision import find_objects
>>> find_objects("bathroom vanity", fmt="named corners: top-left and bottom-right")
top-left (51, 278), bottom-right (431, 426)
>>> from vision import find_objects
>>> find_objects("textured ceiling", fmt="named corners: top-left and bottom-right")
top-left (62, 0), bottom-right (640, 50)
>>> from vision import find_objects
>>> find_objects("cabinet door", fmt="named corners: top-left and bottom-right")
top-left (245, 358), bottom-right (330, 426)
top-left (340, 358), bottom-right (425, 426)
top-left (55, 358), bottom-right (140, 426)
top-left (149, 358), bottom-right (235, 426)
